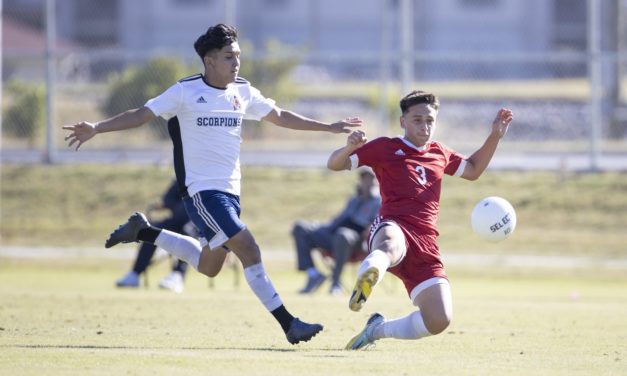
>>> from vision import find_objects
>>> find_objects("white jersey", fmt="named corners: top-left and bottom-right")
top-left (145, 75), bottom-right (275, 197)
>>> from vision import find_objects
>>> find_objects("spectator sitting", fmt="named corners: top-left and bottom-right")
top-left (292, 168), bottom-right (381, 295)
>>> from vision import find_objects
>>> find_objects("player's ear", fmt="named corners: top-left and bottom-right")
top-left (203, 55), bottom-right (212, 68)
top-left (399, 115), bottom-right (406, 129)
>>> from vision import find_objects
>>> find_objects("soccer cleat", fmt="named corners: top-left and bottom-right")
top-left (345, 312), bottom-right (385, 350)
top-left (298, 273), bottom-right (326, 294)
top-left (115, 271), bottom-right (140, 288)
top-left (105, 212), bottom-right (150, 248)
top-left (285, 318), bottom-right (323, 345)
top-left (348, 267), bottom-right (379, 312)
top-left (158, 271), bottom-right (184, 293)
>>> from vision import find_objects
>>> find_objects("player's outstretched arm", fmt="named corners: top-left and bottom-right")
top-left (263, 106), bottom-right (362, 133)
top-left (327, 131), bottom-right (368, 171)
top-left (461, 108), bottom-right (513, 181)
top-left (62, 107), bottom-right (156, 150)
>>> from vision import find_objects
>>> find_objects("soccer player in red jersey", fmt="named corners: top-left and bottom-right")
top-left (327, 90), bottom-right (513, 350)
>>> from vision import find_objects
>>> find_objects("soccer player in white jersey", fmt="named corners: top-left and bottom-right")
top-left (62, 24), bottom-right (362, 345)
top-left (327, 91), bottom-right (513, 349)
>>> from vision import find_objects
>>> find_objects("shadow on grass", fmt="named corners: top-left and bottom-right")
top-left (3, 344), bottom-right (350, 355)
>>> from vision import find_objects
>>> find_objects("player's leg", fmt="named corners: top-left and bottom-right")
top-left (105, 212), bottom-right (225, 276)
top-left (197, 246), bottom-right (228, 277)
top-left (349, 221), bottom-right (406, 311)
top-left (375, 278), bottom-right (451, 340)
top-left (187, 190), bottom-right (323, 344)
top-left (225, 228), bottom-right (323, 344)
top-left (345, 278), bottom-right (451, 350)
top-left (412, 279), bottom-right (453, 335)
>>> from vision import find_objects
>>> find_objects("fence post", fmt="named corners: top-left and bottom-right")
top-left (378, 0), bottom-right (391, 136)
top-left (0, 0), bottom-right (3, 144)
top-left (587, 0), bottom-right (602, 171)
top-left (399, 0), bottom-right (413, 97)
top-left (44, 0), bottom-right (57, 164)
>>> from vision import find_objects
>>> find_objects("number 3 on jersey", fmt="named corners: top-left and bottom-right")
top-left (415, 165), bottom-right (427, 185)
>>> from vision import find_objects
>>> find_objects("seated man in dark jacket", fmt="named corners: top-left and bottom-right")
top-left (292, 168), bottom-right (380, 295)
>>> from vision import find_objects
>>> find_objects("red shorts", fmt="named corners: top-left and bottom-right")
top-left (370, 216), bottom-right (447, 297)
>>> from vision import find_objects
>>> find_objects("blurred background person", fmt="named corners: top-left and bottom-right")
top-left (292, 168), bottom-right (381, 295)
top-left (116, 180), bottom-right (192, 293)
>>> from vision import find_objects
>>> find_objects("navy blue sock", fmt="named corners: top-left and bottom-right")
top-left (137, 226), bottom-right (161, 244)
top-left (271, 305), bottom-right (295, 333)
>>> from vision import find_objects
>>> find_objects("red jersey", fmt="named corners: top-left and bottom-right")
top-left (350, 137), bottom-right (466, 236)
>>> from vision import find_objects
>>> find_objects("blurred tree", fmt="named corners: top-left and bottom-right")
top-left (239, 40), bottom-right (301, 139)
top-left (102, 57), bottom-right (194, 139)
top-left (3, 80), bottom-right (45, 147)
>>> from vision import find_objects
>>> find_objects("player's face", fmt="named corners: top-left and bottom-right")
top-left (400, 103), bottom-right (438, 147)
top-left (204, 42), bottom-right (241, 87)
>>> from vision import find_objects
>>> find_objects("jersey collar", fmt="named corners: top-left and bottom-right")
top-left (398, 136), bottom-right (427, 151)
top-left (201, 75), bottom-right (228, 90)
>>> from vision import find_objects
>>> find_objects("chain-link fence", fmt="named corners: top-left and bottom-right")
top-left (2, 0), bottom-right (627, 170)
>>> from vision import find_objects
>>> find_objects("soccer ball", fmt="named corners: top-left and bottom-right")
top-left (471, 196), bottom-right (517, 242)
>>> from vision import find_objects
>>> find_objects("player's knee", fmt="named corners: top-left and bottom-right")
top-left (424, 313), bottom-right (452, 335)
top-left (200, 263), bottom-right (222, 278)
top-left (229, 239), bottom-right (261, 266)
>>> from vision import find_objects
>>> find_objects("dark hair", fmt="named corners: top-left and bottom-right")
top-left (400, 90), bottom-right (440, 114)
top-left (194, 24), bottom-right (239, 59)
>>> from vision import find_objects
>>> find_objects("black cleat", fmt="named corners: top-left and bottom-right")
top-left (285, 318), bottom-right (323, 345)
top-left (105, 212), bottom-right (150, 248)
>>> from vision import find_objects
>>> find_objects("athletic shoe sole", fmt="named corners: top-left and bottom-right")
top-left (348, 267), bottom-right (378, 312)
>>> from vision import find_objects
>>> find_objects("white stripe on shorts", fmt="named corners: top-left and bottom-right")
top-left (191, 194), bottom-right (229, 249)
top-left (409, 277), bottom-right (449, 304)
top-left (192, 194), bottom-right (221, 234)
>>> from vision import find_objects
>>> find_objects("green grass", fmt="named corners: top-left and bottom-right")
top-left (2, 164), bottom-right (626, 374)
top-left (1, 164), bottom-right (626, 258)
top-left (0, 258), bottom-right (625, 375)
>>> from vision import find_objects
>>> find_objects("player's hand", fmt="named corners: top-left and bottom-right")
top-left (347, 130), bottom-right (367, 149)
top-left (329, 117), bottom-right (363, 134)
top-left (62, 121), bottom-right (97, 150)
top-left (492, 108), bottom-right (513, 138)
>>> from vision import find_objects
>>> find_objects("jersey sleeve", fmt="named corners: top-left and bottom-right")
top-left (440, 143), bottom-right (468, 177)
top-left (349, 137), bottom-right (387, 170)
top-left (244, 85), bottom-right (276, 121)
top-left (145, 83), bottom-right (183, 120)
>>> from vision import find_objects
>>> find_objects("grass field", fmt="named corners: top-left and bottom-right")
top-left (2, 164), bottom-right (626, 257)
top-left (0, 256), bottom-right (626, 375)
top-left (1, 165), bottom-right (627, 374)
